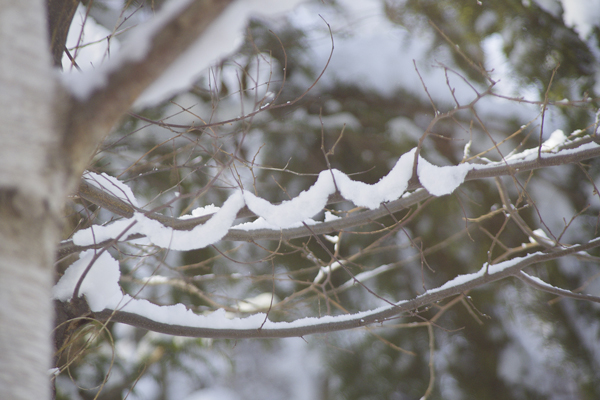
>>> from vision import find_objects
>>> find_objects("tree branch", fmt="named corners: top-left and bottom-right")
top-left (90, 238), bottom-right (600, 338)
top-left (46, 0), bottom-right (79, 67)
top-left (57, 140), bottom-right (600, 259)
top-left (62, 0), bottom-right (236, 185)
top-left (515, 271), bottom-right (600, 303)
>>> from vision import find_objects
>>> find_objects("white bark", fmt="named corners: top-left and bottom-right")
top-left (0, 1), bottom-right (64, 399)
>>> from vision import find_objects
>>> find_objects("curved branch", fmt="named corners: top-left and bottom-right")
top-left (515, 271), bottom-right (600, 303)
top-left (91, 238), bottom-right (600, 338)
top-left (58, 140), bottom-right (600, 259)
top-left (77, 137), bottom-right (600, 227)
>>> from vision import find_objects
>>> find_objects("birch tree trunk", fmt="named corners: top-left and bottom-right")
top-left (0, 1), bottom-right (65, 398)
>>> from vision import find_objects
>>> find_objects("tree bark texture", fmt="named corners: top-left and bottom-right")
top-left (0, 1), bottom-right (66, 398)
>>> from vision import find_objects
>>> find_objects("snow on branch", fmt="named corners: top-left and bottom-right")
top-left (54, 134), bottom-right (600, 338)
top-left (83, 171), bottom-right (139, 208)
top-left (515, 271), bottom-right (600, 304)
top-left (54, 239), bottom-right (600, 338)
top-left (72, 148), bottom-right (469, 250)
top-left (62, 0), bottom-right (304, 106)
top-left (135, 0), bottom-right (306, 109)
top-left (54, 138), bottom-right (600, 262)
top-left (70, 140), bottom-right (600, 254)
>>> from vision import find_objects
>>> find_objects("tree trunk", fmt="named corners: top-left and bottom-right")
top-left (0, 1), bottom-right (65, 399)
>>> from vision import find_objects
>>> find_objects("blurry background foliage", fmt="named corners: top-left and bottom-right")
top-left (58, 0), bottom-right (600, 399)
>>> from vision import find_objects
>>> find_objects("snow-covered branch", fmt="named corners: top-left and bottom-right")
top-left (515, 271), bottom-right (600, 304)
top-left (70, 238), bottom-right (600, 339)
top-left (58, 137), bottom-right (600, 258)
top-left (53, 131), bottom-right (600, 339)
top-left (62, 0), bottom-right (232, 179)
top-left (61, 0), bottom-right (304, 182)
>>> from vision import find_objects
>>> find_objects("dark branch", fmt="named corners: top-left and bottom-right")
top-left (46, 0), bottom-right (79, 68)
